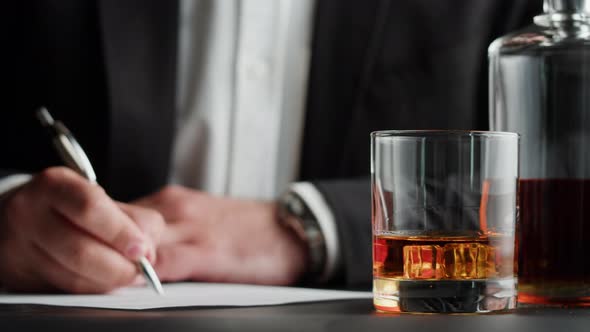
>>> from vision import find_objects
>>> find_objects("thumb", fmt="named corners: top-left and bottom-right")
top-left (117, 202), bottom-right (166, 263)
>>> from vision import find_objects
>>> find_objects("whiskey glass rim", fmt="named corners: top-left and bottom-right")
top-left (371, 129), bottom-right (519, 139)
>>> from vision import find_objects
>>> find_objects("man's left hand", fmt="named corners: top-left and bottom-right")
top-left (134, 186), bottom-right (308, 286)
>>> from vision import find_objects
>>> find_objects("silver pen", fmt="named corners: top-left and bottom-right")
top-left (36, 107), bottom-right (164, 295)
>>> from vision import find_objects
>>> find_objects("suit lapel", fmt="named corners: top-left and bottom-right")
top-left (98, 0), bottom-right (179, 200)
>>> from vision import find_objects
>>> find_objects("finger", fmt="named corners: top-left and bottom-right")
top-left (133, 195), bottom-right (159, 209)
top-left (157, 243), bottom-right (290, 285)
top-left (117, 203), bottom-right (165, 244)
top-left (117, 202), bottom-right (166, 262)
top-left (130, 275), bottom-right (146, 287)
top-left (34, 167), bottom-right (150, 260)
top-left (33, 209), bottom-right (138, 290)
top-left (133, 186), bottom-right (200, 221)
top-left (133, 185), bottom-right (185, 207)
top-left (159, 221), bottom-right (201, 246)
top-left (155, 244), bottom-right (216, 282)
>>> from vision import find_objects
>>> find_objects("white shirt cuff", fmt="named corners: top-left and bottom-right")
top-left (289, 182), bottom-right (341, 283)
top-left (0, 174), bottom-right (32, 198)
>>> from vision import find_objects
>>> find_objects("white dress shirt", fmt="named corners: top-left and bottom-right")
top-left (172, 0), bottom-right (312, 199)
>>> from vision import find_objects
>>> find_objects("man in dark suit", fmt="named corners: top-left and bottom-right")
top-left (0, 0), bottom-right (539, 292)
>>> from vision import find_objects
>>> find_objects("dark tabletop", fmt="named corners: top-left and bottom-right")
top-left (2, 299), bottom-right (590, 332)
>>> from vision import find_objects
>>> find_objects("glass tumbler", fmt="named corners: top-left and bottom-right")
top-left (371, 130), bottom-right (519, 313)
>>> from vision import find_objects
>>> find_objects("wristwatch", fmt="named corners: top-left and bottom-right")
top-left (277, 190), bottom-right (326, 283)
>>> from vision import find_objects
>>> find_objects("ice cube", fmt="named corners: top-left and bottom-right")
top-left (443, 243), bottom-right (498, 279)
top-left (403, 245), bottom-right (444, 279)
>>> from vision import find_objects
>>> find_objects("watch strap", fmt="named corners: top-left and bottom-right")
top-left (278, 190), bottom-right (327, 283)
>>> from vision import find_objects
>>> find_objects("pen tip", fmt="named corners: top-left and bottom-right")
top-left (138, 256), bottom-right (165, 296)
top-left (36, 107), bottom-right (54, 126)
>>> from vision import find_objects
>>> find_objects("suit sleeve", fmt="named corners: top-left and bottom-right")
top-left (312, 177), bottom-right (372, 290)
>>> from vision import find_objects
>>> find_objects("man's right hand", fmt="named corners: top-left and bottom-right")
top-left (0, 167), bottom-right (164, 293)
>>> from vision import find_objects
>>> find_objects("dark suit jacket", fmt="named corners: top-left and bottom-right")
top-left (1, 0), bottom-right (540, 289)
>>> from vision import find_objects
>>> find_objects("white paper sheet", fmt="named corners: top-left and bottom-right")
top-left (0, 283), bottom-right (372, 310)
